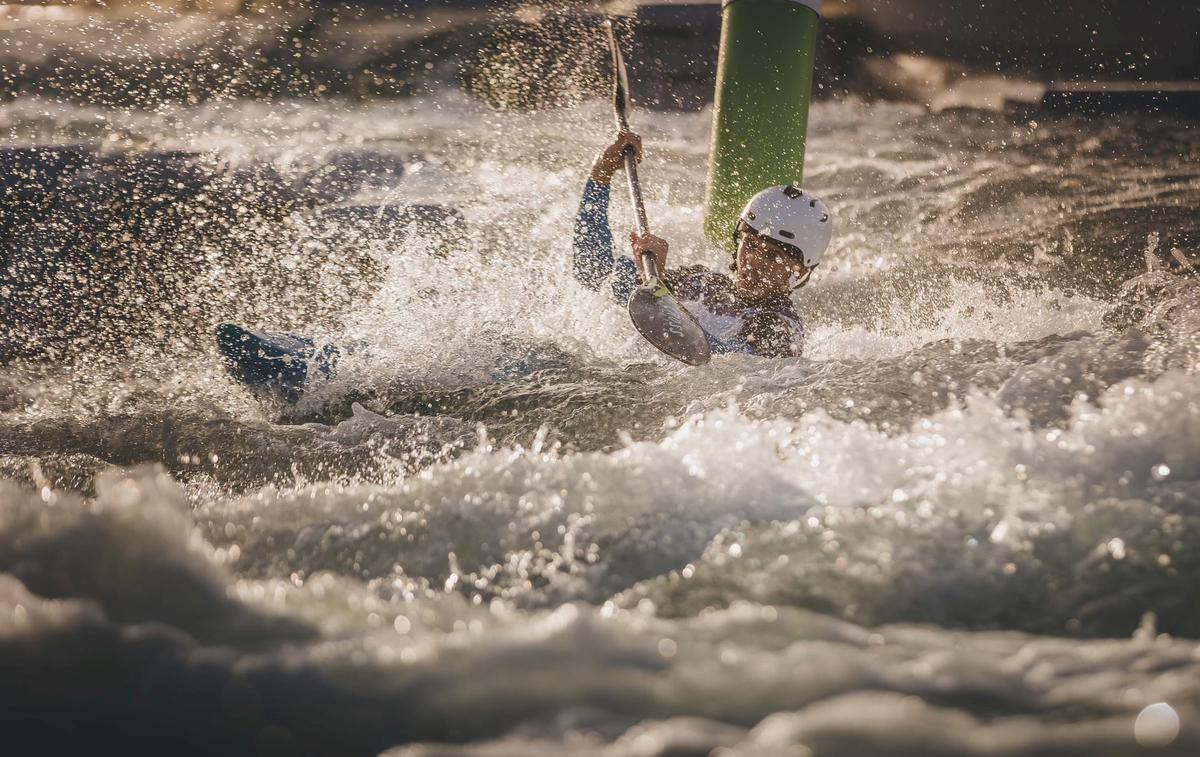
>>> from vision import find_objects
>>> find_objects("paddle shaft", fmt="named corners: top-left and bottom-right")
top-left (606, 21), bottom-right (659, 280)
top-left (604, 21), bottom-right (711, 366)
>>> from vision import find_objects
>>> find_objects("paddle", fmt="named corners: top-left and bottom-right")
top-left (605, 20), bottom-right (711, 366)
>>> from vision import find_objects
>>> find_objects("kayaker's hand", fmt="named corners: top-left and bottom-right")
top-left (591, 131), bottom-right (642, 185)
top-left (631, 231), bottom-right (668, 281)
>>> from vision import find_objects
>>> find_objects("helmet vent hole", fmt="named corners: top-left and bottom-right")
top-left (783, 184), bottom-right (803, 199)
top-left (747, 211), bottom-right (756, 221)
top-left (778, 229), bottom-right (795, 239)
top-left (820, 213), bottom-right (829, 222)
top-left (809, 199), bottom-right (817, 208)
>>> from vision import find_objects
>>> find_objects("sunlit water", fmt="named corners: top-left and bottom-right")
top-left (2, 87), bottom-right (1199, 756)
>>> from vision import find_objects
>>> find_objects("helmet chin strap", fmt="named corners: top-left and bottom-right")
top-left (787, 267), bottom-right (813, 292)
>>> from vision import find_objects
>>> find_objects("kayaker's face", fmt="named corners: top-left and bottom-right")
top-left (734, 231), bottom-right (812, 301)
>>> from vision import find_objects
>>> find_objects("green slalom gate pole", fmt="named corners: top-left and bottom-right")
top-left (703, 0), bottom-right (821, 250)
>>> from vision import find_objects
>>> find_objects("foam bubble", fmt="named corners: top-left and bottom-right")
top-left (1135, 703), bottom-right (1181, 748)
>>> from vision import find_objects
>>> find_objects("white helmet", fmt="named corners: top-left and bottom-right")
top-left (737, 183), bottom-right (832, 268)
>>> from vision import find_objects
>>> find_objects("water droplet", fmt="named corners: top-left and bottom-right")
top-left (1134, 703), bottom-right (1179, 748)
top-left (1107, 538), bottom-right (1127, 560)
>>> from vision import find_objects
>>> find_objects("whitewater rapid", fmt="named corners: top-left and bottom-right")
top-left (2, 88), bottom-right (1199, 755)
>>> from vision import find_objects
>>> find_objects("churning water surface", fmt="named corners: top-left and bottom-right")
top-left (1, 89), bottom-right (1199, 756)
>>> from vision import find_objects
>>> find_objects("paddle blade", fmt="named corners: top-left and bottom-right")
top-left (628, 279), bottom-right (712, 366)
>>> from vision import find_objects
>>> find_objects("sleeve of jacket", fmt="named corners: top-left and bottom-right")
top-left (573, 178), bottom-right (616, 290)
top-left (742, 308), bottom-right (805, 358)
top-left (573, 177), bottom-right (640, 303)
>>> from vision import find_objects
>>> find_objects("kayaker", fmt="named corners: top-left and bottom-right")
top-left (573, 131), bottom-right (832, 358)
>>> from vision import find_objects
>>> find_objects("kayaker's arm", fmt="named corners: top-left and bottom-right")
top-left (741, 308), bottom-right (805, 358)
top-left (573, 133), bottom-right (643, 302)
top-left (573, 177), bottom-right (617, 289)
